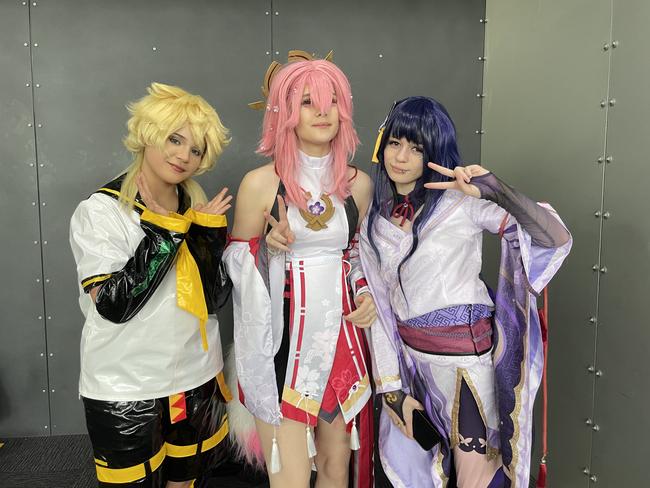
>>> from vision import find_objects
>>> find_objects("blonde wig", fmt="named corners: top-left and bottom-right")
top-left (119, 82), bottom-right (230, 209)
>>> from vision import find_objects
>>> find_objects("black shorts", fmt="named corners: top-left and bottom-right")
top-left (83, 375), bottom-right (230, 487)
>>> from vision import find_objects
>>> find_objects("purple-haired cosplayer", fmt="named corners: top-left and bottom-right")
top-left (360, 97), bottom-right (572, 487)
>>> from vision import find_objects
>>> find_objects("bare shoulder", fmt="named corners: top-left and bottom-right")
top-left (348, 166), bottom-right (374, 219)
top-left (349, 167), bottom-right (373, 193)
top-left (240, 163), bottom-right (278, 193)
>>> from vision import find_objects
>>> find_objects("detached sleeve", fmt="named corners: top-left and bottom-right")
top-left (184, 209), bottom-right (232, 313)
top-left (359, 218), bottom-right (403, 394)
top-left (70, 196), bottom-right (190, 324)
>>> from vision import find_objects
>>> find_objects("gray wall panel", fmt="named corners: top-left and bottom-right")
top-left (482, 1), bottom-right (613, 486)
top-left (0, 1), bottom-right (50, 436)
top-left (25, 0), bottom-right (271, 435)
top-left (273, 0), bottom-right (486, 169)
top-left (590, 0), bottom-right (650, 484)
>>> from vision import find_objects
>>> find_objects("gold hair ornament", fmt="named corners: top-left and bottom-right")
top-left (248, 50), bottom-right (334, 110)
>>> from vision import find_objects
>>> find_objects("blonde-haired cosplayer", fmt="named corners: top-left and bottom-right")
top-left (119, 82), bottom-right (230, 209)
top-left (70, 82), bottom-right (233, 488)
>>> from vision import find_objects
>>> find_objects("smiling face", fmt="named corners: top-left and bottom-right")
top-left (142, 124), bottom-right (204, 186)
top-left (294, 86), bottom-right (340, 156)
top-left (383, 136), bottom-right (425, 194)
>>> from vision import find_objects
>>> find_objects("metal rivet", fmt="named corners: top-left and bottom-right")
top-left (479, 18), bottom-right (488, 23)
top-left (588, 316), bottom-right (596, 324)
top-left (592, 424), bottom-right (600, 431)
top-left (47, 316), bottom-right (51, 320)
top-left (476, 93), bottom-right (485, 98)
top-left (37, 123), bottom-right (42, 128)
top-left (44, 425), bottom-right (48, 429)
top-left (26, 82), bottom-right (30, 87)
top-left (32, 1), bottom-right (37, 5)
top-left (609, 98), bottom-right (616, 106)
top-left (40, 353), bottom-right (44, 357)
top-left (600, 100), bottom-right (607, 108)
top-left (600, 266), bottom-right (607, 273)
top-left (274, 11), bottom-right (279, 15)
top-left (42, 389), bottom-right (46, 393)
top-left (612, 40), bottom-right (619, 48)
top-left (602, 211), bottom-right (610, 219)
top-left (596, 157), bottom-right (604, 164)
top-left (37, 315), bottom-right (42, 320)
top-left (45, 278), bottom-right (50, 283)
top-left (275, 51), bottom-right (279, 55)
top-left (595, 370), bottom-right (603, 377)
top-left (22, 1), bottom-right (27, 5)
top-left (36, 83), bottom-right (40, 88)
top-left (603, 43), bottom-right (609, 51)
top-left (594, 211), bottom-right (601, 218)
top-left (585, 418), bottom-right (593, 425)
top-left (28, 123), bottom-right (33, 127)
top-left (590, 474), bottom-right (598, 482)
top-left (265, 51), bottom-right (270, 55)
top-left (152, 46), bottom-right (157, 51)
top-left (51, 389), bottom-right (55, 393)
top-left (478, 56), bottom-right (486, 61)
top-left (24, 42), bottom-right (29, 47)
top-left (587, 365), bottom-right (595, 373)
top-left (29, 162), bottom-right (34, 167)
top-left (39, 163), bottom-right (44, 168)
top-left (33, 42), bottom-right (38, 47)
top-left (583, 467), bottom-right (590, 475)
top-left (475, 130), bottom-right (485, 134)
top-left (592, 264), bottom-right (599, 271)
top-left (378, 54), bottom-right (383, 58)
top-left (42, 202), bottom-right (46, 206)
top-left (265, 11), bottom-right (269, 15)
top-left (49, 353), bottom-right (54, 357)
top-left (43, 240), bottom-right (48, 245)
top-left (36, 278), bottom-right (41, 283)
top-left (605, 156), bottom-right (613, 163)
top-left (31, 201), bottom-right (36, 206)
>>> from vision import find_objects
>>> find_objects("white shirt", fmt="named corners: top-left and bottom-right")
top-left (69, 193), bottom-right (223, 401)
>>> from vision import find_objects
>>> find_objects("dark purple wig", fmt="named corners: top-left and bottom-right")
top-left (367, 96), bottom-right (461, 296)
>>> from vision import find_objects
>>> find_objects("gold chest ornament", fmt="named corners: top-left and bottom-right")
top-left (299, 192), bottom-right (335, 231)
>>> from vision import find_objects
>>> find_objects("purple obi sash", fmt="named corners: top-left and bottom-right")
top-left (397, 304), bottom-right (493, 355)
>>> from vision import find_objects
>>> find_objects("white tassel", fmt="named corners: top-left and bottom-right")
top-left (350, 418), bottom-right (360, 451)
top-left (306, 426), bottom-right (318, 458)
top-left (270, 436), bottom-right (282, 474)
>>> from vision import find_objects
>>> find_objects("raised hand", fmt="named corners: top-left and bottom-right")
top-left (264, 195), bottom-right (295, 253)
top-left (194, 187), bottom-right (232, 215)
top-left (136, 173), bottom-right (169, 215)
top-left (424, 163), bottom-right (489, 199)
top-left (344, 292), bottom-right (377, 328)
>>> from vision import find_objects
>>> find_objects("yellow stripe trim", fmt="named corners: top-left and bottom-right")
top-left (339, 374), bottom-right (370, 412)
top-left (165, 416), bottom-right (229, 458)
top-left (216, 371), bottom-right (233, 402)
top-left (141, 209), bottom-right (191, 233)
top-left (82, 274), bottom-right (112, 289)
top-left (95, 444), bottom-right (166, 483)
top-left (184, 208), bottom-right (227, 228)
top-left (282, 386), bottom-right (321, 417)
top-left (98, 187), bottom-right (146, 212)
top-left (94, 458), bottom-right (108, 467)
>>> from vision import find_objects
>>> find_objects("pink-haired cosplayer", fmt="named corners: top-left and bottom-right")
top-left (223, 58), bottom-right (376, 488)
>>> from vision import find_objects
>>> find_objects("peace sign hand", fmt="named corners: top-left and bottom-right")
top-left (423, 163), bottom-right (489, 199)
top-left (194, 187), bottom-right (232, 215)
top-left (264, 196), bottom-right (295, 253)
top-left (136, 173), bottom-right (169, 215)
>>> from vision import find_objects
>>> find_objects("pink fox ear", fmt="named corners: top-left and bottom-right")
top-left (249, 50), bottom-right (335, 110)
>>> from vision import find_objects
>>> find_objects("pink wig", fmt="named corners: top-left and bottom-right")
top-left (257, 60), bottom-right (360, 207)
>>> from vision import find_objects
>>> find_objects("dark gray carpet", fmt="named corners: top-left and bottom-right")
top-left (0, 435), bottom-right (269, 488)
